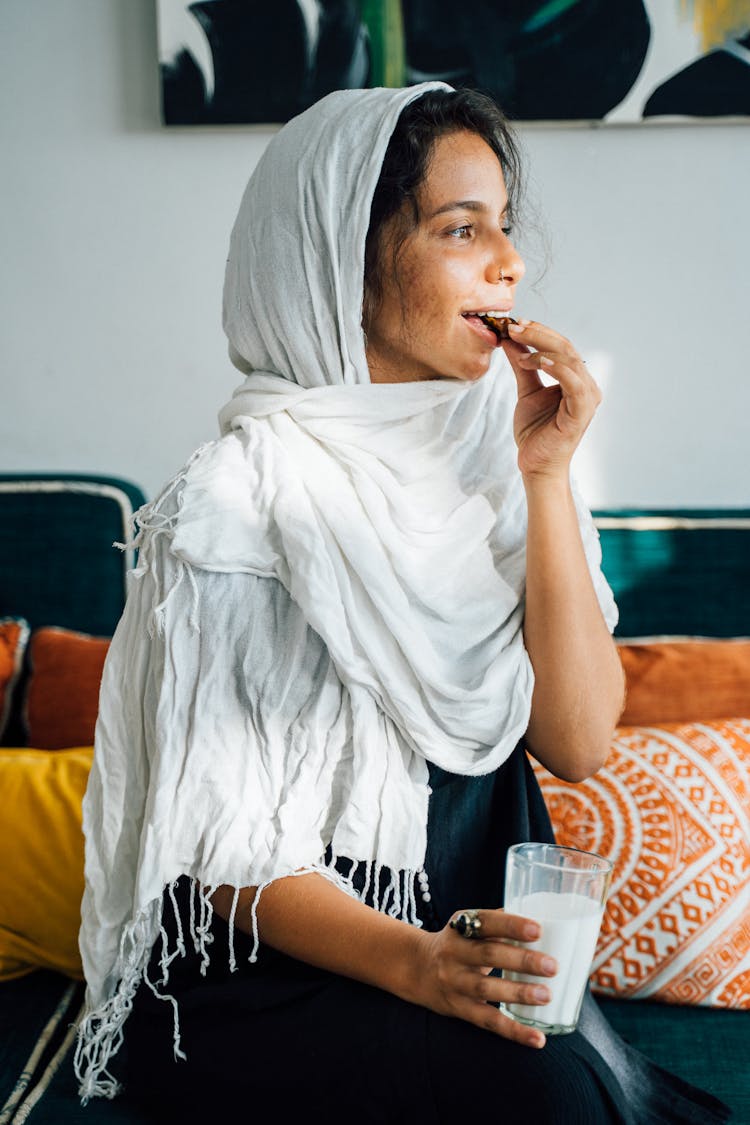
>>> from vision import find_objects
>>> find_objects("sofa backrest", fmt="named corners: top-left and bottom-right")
top-left (0, 474), bottom-right (147, 637)
top-left (0, 474), bottom-right (147, 746)
top-left (593, 509), bottom-right (750, 639)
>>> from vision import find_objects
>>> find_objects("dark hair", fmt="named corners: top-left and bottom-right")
top-left (362, 87), bottom-right (524, 332)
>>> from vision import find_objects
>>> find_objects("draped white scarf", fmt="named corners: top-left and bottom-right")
top-left (76, 83), bottom-right (617, 1101)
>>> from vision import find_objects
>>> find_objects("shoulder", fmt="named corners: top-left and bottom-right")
top-left (140, 431), bottom-right (283, 579)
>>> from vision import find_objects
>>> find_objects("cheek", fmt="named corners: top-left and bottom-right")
top-left (393, 265), bottom-right (437, 330)
top-left (399, 257), bottom-right (462, 331)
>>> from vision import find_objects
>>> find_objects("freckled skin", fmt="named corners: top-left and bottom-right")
top-left (366, 130), bottom-right (525, 385)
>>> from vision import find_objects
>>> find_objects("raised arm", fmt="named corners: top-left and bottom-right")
top-left (503, 320), bottom-right (626, 782)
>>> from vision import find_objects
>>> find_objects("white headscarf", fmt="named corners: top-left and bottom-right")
top-left (76, 83), bottom-right (617, 1101)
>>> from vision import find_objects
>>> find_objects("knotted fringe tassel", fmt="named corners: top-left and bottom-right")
top-left (114, 447), bottom-right (212, 636)
top-left (74, 901), bottom-right (163, 1102)
top-left (75, 864), bottom-right (429, 1102)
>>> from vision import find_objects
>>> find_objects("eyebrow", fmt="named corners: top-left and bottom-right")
top-left (428, 199), bottom-right (508, 219)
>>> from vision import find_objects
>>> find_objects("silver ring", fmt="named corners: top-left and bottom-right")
top-left (449, 909), bottom-right (482, 939)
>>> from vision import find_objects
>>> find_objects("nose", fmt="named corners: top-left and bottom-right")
top-left (488, 233), bottom-right (525, 287)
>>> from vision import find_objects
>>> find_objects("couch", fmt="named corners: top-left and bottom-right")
top-left (0, 474), bottom-right (748, 1123)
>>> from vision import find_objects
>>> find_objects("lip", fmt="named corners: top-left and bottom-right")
top-left (462, 314), bottom-right (503, 346)
top-left (461, 303), bottom-right (514, 316)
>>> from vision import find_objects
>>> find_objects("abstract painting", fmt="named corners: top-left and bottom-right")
top-left (157, 0), bottom-right (750, 126)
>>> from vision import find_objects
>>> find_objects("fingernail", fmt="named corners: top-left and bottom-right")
top-left (531, 1033), bottom-right (546, 1048)
top-left (532, 986), bottom-right (550, 1003)
top-left (523, 922), bottom-right (540, 940)
top-left (539, 356), bottom-right (553, 367)
top-left (541, 956), bottom-right (557, 975)
top-left (508, 322), bottom-right (524, 333)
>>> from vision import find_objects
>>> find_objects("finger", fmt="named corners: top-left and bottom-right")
top-left (518, 353), bottom-right (600, 416)
top-left (511, 324), bottom-right (598, 390)
top-left (500, 335), bottom-right (535, 369)
top-left (508, 318), bottom-right (578, 362)
top-left (496, 1007), bottom-right (547, 1049)
top-left (515, 350), bottom-right (564, 372)
top-left (509, 322), bottom-right (596, 398)
top-left (516, 350), bottom-right (585, 384)
top-left (449, 909), bottom-right (542, 945)
top-left (452, 994), bottom-right (547, 1048)
top-left (457, 941), bottom-right (558, 979)
top-left (453, 965), bottom-right (553, 1010)
top-left (501, 340), bottom-right (545, 397)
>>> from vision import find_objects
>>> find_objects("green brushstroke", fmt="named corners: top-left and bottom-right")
top-left (523, 0), bottom-right (583, 34)
top-left (359, 0), bottom-right (406, 87)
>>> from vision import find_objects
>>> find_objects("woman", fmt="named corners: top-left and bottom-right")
top-left (75, 84), bottom-right (730, 1123)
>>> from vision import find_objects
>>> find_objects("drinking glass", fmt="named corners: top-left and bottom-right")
top-left (500, 842), bottom-right (613, 1034)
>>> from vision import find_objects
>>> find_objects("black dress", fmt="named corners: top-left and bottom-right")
top-left (123, 746), bottom-right (731, 1124)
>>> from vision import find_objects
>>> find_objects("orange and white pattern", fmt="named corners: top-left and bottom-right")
top-left (533, 718), bottom-right (750, 1009)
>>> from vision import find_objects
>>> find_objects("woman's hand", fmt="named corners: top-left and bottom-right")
top-left (408, 908), bottom-right (558, 1048)
top-left (502, 320), bottom-right (601, 480)
top-left (215, 878), bottom-right (561, 1051)
top-left (498, 318), bottom-right (624, 777)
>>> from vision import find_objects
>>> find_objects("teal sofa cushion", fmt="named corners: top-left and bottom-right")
top-left (593, 509), bottom-right (750, 638)
top-left (599, 997), bottom-right (749, 1121)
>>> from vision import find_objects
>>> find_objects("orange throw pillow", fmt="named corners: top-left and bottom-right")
top-left (618, 640), bottom-right (750, 726)
top-left (0, 617), bottom-right (30, 740)
top-left (25, 628), bottom-right (110, 750)
top-left (533, 718), bottom-right (750, 1008)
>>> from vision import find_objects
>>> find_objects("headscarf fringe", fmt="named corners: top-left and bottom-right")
top-left (76, 863), bottom-right (424, 1100)
top-left (74, 899), bottom-right (164, 1102)
top-left (116, 451), bottom-right (211, 635)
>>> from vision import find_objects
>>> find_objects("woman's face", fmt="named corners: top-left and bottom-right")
top-left (365, 129), bottom-right (525, 384)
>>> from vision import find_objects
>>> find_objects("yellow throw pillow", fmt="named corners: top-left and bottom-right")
top-left (0, 746), bottom-right (93, 980)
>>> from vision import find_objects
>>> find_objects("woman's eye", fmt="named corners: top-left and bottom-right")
top-left (502, 225), bottom-right (513, 237)
top-left (448, 224), bottom-right (472, 239)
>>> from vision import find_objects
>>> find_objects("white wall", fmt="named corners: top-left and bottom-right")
top-left (1, 0), bottom-right (748, 507)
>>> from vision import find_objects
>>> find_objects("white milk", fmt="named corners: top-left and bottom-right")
top-left (503, 890), bottom-right (603, 1030)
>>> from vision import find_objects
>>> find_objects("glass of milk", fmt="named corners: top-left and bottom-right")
top-left (500, 842), bottom-right (613, 1034)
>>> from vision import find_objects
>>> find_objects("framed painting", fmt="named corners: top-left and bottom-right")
top-left (156, 0), bottom-right (750, 126)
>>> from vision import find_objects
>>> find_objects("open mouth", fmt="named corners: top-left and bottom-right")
top-left (479, 312), bottom-right (517, 339)
top-left (462, 311), bottom-right (517, 340)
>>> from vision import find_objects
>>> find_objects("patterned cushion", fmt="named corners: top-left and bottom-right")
top-left (533, 719), bottom-right (750, 1008)
top-left (0, 618), bottom-right (29, 741)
